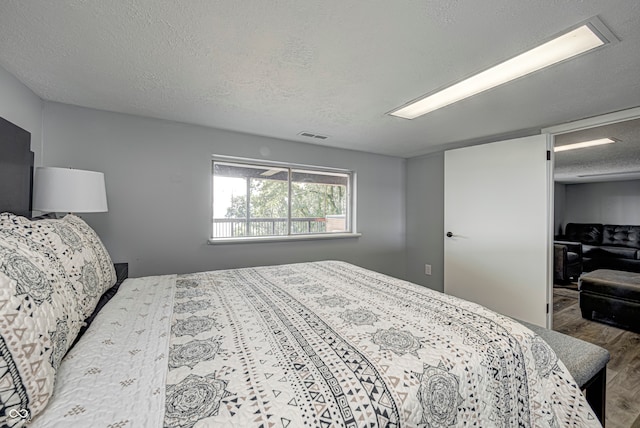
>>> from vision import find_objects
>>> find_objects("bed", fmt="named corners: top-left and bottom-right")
top-left (0, 118), bottom-right (605, 427)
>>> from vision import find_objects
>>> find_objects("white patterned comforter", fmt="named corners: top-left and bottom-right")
top-left (30, 261), bottom-right (600, 427)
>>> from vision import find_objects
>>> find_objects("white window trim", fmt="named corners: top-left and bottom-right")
top-left (208, 232), bottom-right (362, 245)
top-left (210, 155), bottom-right (358, 243)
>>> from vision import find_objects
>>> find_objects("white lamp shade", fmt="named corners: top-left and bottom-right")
top-left (33, 167), bottom-right (108, 213)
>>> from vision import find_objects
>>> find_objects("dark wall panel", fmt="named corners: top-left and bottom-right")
top-left (0, 116), bottom-right (33, 216)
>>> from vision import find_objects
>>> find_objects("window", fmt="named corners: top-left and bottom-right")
top-left (211, 157), bottom-right (355, 241)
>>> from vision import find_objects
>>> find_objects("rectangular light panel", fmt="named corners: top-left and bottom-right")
top-left (390, 24), bottom-right (607, 119)
top-left (554, 137), bottom-right (615, 152)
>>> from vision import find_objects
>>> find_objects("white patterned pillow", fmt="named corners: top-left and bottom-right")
top-left (1, 214), bottom-right (116, 319)
top-left (0, 213), bottom-right (116, 427)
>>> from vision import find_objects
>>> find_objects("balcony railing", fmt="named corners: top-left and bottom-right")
top-left (213, 216), bottom-right (345, 238)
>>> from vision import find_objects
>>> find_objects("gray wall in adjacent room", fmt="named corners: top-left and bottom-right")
top-left (41, 102), bottom-right (407, 279)
top-left (405, 152), bottom-right (444, 291)
top-left (0, 65), bottom-right (43, 166)
top-left (553, 182), bottom-right (566, 235)
top-left (563, 179), bottom-right (640, 225)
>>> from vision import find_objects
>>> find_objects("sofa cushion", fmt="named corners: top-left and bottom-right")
top-left (582, 245), bottom-right (602, 258)
top-left (564, 223), bottom-right (603, 245)
top-left (583, 245), bottom-right (638, 260)
top-left (602, 225), bottom-right (640, 249)
top-left (566, 252), bottom-right (580, 263)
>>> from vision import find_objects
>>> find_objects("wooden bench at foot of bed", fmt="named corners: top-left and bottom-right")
top-left (519, 320), bottom-right (610, 426)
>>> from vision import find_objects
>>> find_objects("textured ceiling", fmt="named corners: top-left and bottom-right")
top-left (554, 117), bottom-right (640, 183)
top-left (0, 0), bottom-right (639, 158)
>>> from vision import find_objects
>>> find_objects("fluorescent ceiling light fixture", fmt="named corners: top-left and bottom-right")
top-left (578, 170), bottom-right (640, 178)
top-left (554, 138), bottom-right (615, 152)
top-left (390, 23), bottom-right (610, 119)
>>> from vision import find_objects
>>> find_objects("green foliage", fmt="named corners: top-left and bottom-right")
top-left (292, 183), bottom-right (346, 217)
top-left (224, 178), bottom-right (346, 219)
top-left (251, 179), bottom-right (288, 218)
top-left (225, 195), bottom-right (247, 218)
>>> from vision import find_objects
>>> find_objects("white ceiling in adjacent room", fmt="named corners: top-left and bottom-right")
top-left (555, 117), bottom-right (640, 183)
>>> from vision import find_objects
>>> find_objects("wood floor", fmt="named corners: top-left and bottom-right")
top-left (553, 286), bottom-right (640, 428)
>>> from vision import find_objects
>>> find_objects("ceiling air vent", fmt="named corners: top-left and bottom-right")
top-left (298, 131), bottom-right (329, 140)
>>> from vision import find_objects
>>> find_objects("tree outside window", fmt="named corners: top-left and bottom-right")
top-left (212, 160), bottom-right (351, 239)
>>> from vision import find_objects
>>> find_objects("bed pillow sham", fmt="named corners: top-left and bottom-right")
top-left (0, 212), bottom-right (116, 427)
top-left (1, 213), bottom-right (116, 319)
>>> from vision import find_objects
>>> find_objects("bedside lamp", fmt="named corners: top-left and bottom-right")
top-left (33, 167), bottom-right (108, 214)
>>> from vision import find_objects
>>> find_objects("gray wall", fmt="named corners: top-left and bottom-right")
top-left (553, 182), bottom-right (566, 235)
top-left (405, 152), bottom-right (444, 291)
top-left (563, 179), bottom-right (640, 226)
top-left (41, 102), bottom-right (407, 278)
top-left (0, 65), bottom-right (43, 166)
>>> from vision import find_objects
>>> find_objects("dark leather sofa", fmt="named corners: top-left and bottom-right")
top-left (557, 223), bottom-right (640, 273)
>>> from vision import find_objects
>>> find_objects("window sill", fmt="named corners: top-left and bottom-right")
top-left (208, 232), bottom-right (362, 245)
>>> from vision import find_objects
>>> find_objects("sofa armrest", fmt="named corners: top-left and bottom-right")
top-left (554, 240), bottom-right (583, 257)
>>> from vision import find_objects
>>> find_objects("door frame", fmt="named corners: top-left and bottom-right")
top-left (542, 106), bottom-right (640, 328)
top-left (545, 134), bottom-right (554, 328)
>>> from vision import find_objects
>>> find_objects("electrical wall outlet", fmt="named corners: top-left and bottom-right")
top-left (424, 264), bottom-right (432, 275)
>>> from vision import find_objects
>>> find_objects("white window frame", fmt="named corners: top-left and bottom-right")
top-left (209, 155), bottom-right (360, 244)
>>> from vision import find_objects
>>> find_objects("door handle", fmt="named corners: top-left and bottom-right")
top-left (446, 232), bottom-right (454, 238)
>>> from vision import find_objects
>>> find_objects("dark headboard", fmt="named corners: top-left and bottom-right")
top-left (0, 117), bottom-right (33, 217)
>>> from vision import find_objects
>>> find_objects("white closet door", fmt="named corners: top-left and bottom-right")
top-left (444, 134), bottom-right (552, 327)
